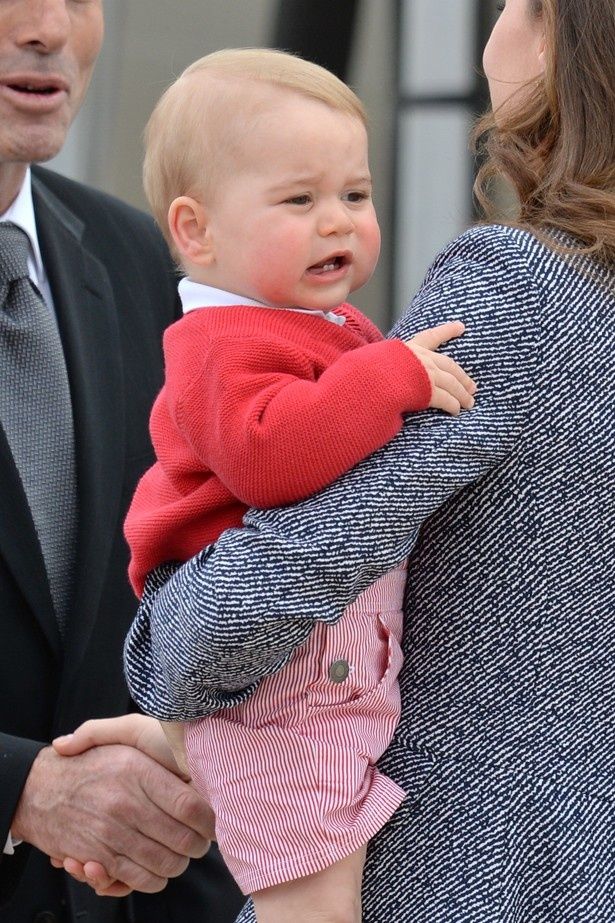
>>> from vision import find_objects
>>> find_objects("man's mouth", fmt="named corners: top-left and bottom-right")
top-left (1, 74), bottom-right (68, 98)
top-left (307, 253), bottom-right (351, 275)
top-left (9, 83), bottom-right (57, 95)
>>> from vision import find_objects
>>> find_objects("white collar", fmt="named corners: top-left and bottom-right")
top-left (178, 278), bottom-right (346, 326)
top-left (179, 279), bottom-right (267, 313)
top-left (0, 168), bottom-right (45, 288)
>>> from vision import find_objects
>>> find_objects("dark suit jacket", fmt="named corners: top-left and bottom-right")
top-left (0, 168), bottom-right (243, 923)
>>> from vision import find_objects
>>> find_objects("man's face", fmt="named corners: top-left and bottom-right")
top-left (0, 0), bottom-right (103, 167)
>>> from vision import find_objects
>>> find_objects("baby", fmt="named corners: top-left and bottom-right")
top-left (59, 49), bottom-right (474, 922)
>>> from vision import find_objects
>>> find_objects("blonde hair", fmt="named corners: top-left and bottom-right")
top-left (143, 48), bottom-right (367, 249)
top-left (473, 0), bottom-right (615, 264)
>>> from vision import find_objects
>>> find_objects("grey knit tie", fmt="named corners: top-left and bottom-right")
top-left (0, 222), bottom-right (77, 634)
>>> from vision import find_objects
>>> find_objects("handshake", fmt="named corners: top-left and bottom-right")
top-left (13, 714), bottom-right (209, 897)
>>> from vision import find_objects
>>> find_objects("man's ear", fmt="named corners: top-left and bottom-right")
top-left (168, 196), bottom-right (215, 267)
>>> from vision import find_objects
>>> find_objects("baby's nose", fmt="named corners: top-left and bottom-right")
top-left (317, 202), bottom-right (354, 236)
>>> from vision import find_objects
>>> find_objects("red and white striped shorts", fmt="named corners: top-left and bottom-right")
top-left (185, 562), bottom-right (407, 894)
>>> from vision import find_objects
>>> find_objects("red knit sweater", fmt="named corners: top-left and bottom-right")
top-left (125, 303), bottom-right (431, 596)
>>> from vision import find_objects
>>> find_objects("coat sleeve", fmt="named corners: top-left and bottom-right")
top-left (0, 733), bottom-right (45, 901)
top-left (124, 227), bottom-right (545, 720)
top-left (168, 331), bottom-right (431, 508)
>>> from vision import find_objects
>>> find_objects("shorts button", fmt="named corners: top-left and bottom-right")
top-left (329, 659), bottom-right (350, 683)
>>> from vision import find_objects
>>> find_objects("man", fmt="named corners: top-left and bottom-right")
top-left (0, 2), bottom-right (243, 921)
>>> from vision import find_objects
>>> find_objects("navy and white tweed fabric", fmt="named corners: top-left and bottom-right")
top-left (125, 225), bottom-right (614, 922)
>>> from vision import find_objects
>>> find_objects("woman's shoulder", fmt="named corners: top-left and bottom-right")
top-left (426, 223), bottom-right (560, 287)
top-left (400, 224), bottom-right (550, 334)
top-left (426, 223), bottom-right (613, 309)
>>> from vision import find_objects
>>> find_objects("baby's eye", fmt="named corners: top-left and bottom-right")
top-left (343, 191), bottom-right (370, 204)
top-left (284, 194), bottom-right (312, 206)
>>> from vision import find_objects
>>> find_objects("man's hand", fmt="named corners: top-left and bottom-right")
top-left (13, 729), bottom-right (214, 895)
top-left (405, 321), bottom-right (477, 415)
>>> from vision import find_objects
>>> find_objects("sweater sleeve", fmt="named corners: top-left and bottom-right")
top-left (123, 227), bottom-right (545, 720)
top-left (171, 331), bottom-right (431, 508)
top-left (341, 302), bottom-right (389, 344)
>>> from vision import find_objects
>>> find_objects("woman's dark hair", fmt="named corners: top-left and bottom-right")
top-left (474, 0), bottom-right (615, 263)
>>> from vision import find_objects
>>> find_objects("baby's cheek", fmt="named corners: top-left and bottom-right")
top-left (249, 234), bottom-right (303, 303)
top-left (352, 223), bottom-right (381, 289)
top-left (244, 260), bottom-right (288, 306)
top-left (364, 221), bottom-right (382, 263)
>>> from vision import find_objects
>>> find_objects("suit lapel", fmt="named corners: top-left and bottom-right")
top-left (32, 177), bottom-right (126, 673)
top-left (0, 425), bottom-right (60, 655)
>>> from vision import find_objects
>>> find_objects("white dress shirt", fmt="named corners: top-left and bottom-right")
top-left (1, 168), bottom-right (55, 315)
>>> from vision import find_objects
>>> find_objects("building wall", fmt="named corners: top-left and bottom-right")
top-left (49, 0), bottom-right (499, 328)
top-left (393, 0), bottom-right (496, 320)
top-left (49, 0), bottom-right (395, 325)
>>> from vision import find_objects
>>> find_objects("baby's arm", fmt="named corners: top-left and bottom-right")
top-left (174, 320), bottom-right (474, 509)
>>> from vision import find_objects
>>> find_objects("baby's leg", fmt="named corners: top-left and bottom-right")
top-left (159, 719), bottom-right (190, 777)
top-left (251, 845), bottom-right (366, 923)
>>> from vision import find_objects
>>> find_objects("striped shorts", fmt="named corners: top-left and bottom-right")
top-left (185, 562), bottom-right (407, 894)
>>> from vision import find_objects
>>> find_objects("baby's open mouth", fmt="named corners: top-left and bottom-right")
top-left (307, 254), bottom-right (349, 275)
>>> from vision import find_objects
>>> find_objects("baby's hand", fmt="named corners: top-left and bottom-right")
top-left (405, 321), bottom-right (476, 415)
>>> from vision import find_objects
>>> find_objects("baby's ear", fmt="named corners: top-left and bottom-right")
top-left (167, 196), bottom-right (215, 267)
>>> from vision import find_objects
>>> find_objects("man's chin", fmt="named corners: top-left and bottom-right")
top-left (0, 124), bottom-right (71, 168)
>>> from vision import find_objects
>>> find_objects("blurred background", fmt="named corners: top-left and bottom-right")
top-left (51, 0), bottom-right (501, 329)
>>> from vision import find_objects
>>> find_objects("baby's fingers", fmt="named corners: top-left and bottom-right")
top-left (62, 857), bottom-right (133, 898)
top-left (92, 882), bottom-right (134, 898)
top-left (82, 860), bottom-right (133, 897)
top-left (430, 352), bottom-right (476, 397)
top-left (430, 387), bottom-right (462, 416)
top-left (81, 860), bottom-right (116, 889)
top-left (53, 715), bottom-right (145, 757)
top-left (409, 320), bottom-right (465, 351)
top-left (430, 368), bottom-right (475, 413)
top-left (63, 857), bottom-right (89, 883)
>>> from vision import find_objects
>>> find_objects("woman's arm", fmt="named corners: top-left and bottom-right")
top-left (124, 226), bottom-right (544, 720)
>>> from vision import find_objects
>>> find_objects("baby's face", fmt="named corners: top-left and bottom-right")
top-left (200, 92), bottom-right (381, 310)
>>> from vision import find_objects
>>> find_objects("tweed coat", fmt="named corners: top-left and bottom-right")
top-left (125, 225), bottom-right (615, 922)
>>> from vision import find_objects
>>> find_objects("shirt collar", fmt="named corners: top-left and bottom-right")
top-left (179, 279), bottom-right (267, 313)
top-left (0, 168), bottom-right (45, 287)
top-left (178, 277), bottom-right (346, 326)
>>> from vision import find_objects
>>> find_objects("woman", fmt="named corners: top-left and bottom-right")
top-left (61, 1), bottom-right (614, 919)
